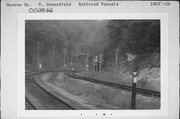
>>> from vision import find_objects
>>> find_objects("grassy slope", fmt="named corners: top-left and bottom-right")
top-left (46, 72), bottom-right (160, 109)
top-left (80, 52), bottom-right (160, 92)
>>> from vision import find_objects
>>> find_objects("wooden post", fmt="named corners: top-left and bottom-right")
top-left (131, 79), bottom-right (136, 109)
top-left (131, 66), bottom-right (138, 109)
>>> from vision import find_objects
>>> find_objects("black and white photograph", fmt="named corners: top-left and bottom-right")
top-left (1, 0), bottom-right (179, 118)
top-left (25, 20), bottom-right (161, 110)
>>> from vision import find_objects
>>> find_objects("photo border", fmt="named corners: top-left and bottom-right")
top-left (17, 13), bottom-right (168, 117)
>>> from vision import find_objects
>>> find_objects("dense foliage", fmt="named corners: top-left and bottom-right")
top-left (25, 20), bottom-right (160, 69)
top-left (106, 20), bottom-right (160, 55)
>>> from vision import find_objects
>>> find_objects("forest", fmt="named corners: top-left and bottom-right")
top-left (25, 20), bottom-right (160, 71)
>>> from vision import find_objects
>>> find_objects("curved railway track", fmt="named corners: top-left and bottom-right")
top-left (25, 71), bottom-right (75, 110)
top-left (25, 69), bottom-right (160, 110)
top-left (65, 72), bottom-right (160, 97)
top-left (25, 97), bottom-right (37, 110)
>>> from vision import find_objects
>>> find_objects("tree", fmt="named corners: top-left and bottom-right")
top-left (106, 20), bottom-right (160, 55)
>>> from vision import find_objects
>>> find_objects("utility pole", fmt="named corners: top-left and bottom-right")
top-left (37, 42), bottom-right (40, 71)
top-left (52, 45), bottom-right (55, 65)
top-left (64, 48), bottom-right (67, 67)
top-left (86, 50), bottom-right (89, 65)
top-left (85, 50), bottom-right (89, 71)
top-left (99, 52), bottom-right (102, 72)
top-left (71, 50), bottom-right (74, 71)
top-left (71, 51), bottom-right (73, 64)
top-left (76, 44), bottom-right (79, 63)
top-left (115, 49), bottom-right (119, 75)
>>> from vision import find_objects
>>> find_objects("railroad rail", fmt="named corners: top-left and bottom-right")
top-left (65, 72), bottom-right (160, 97)
top-left (25, 97), bottom-right (37, 110)
top-left (25, 71), bottom-right (76, 110)
top-left (25, 69), bottom-right (160, 110)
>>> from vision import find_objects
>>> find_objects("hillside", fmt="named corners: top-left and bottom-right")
top-left (25, 20), bottom-right (160, 91)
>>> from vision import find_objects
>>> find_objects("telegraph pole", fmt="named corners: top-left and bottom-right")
top-left (99, 52), bottom-right (102, 72)
top-left (115, 49), bottom-right (119, 75)
top-left (64, 48), bottom-right (67, 67)
top-left (37, 42), bottom-right (40, 71)
top-left (86, 50), bottom-right (89, 65)
top-left (71, 51), bottom-right (73, 64)
top-left (85, 50), bottom-right (89, 71)
top-left (76, 44), bottom-right (79, 63)
top-left (71, 50), bottom-right (74, 71)
top-left (52, 45), bottom-right (55, 65)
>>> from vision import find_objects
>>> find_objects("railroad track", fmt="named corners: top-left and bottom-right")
top-left (25, 71), bottom-right (75, 110)
top-left (65, 72), bottom-right (160, 97)
top-left (25, 69), bottom-right (160, 110)
top-left (25, 97), bottom-right (37, 110)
